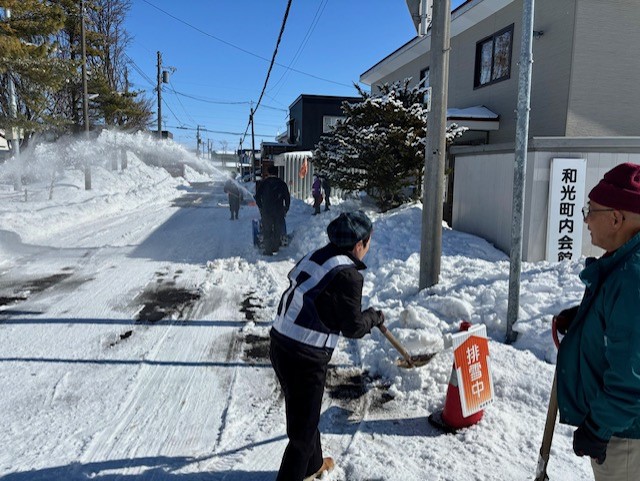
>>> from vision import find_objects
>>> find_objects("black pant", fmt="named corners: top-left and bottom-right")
top-left (270, 331), bottom-right (329, 481)
top-left (262, 211), bottom-right (284, 254)
top-left (324, 191), bottom-right (331, 210)
top-left (312, 195), bottom-right (323, 214)
top-left (229, 194), bottom-right (240, 218)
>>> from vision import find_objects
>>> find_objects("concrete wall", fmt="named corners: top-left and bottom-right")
top-left (452, 138), bottom-right (640, 261)
top-left (452, 149), bottom-right (516, 254)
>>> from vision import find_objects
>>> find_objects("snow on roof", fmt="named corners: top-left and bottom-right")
top-left (447, 105), bottom-right (499, 120)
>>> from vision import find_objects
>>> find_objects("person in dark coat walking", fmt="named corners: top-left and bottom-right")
top-left (555, 162), bottom-right (640, 480)
top-left (321, 175), bottom-right (331, 211)
top-left (270, 211), bottom-right (385, 481)
top-left (223, 175), bottom-right (243, 220)
top-left (255, 165), bottom-right (290, 255)
top-left (311, 174), bottom-right (323, 215)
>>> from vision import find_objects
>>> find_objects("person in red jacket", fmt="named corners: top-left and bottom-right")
top-left (270, 211), bottom-right (384, 480)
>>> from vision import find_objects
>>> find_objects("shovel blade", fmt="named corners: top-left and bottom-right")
top-left (395, 352), bottom-right (437, 369)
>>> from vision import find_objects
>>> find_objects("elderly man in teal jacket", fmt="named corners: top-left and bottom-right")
top-left (556, 162), bottom-right (640, 480)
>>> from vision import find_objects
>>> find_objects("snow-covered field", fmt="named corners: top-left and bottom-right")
top-left (1, 132), bottom-right (592, 480)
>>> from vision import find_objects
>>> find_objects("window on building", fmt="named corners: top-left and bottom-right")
top-left (474, 24), bottom-right (514, 88)
top-left (420, 67), bottom-right (431, 108)
top-left (288, 119), bottom-right (297, 143)
top-left (322, 116), bottom-right (344, 133)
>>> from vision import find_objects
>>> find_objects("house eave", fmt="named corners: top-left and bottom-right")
top-left (360, 0), bottom-right (515, 86)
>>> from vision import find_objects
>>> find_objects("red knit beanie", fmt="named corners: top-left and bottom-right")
top-left (589, 163), bottom-right (640, 214)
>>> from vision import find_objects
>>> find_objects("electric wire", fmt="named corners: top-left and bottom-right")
top-left (268, 0), bottom-right (329, 97)
top-left (239, 0), bottom-right (293, 149)
top-left (168, 78), bottom-right (197, 125)
top-left (167, 125), bottom-right (273, 137)
top-left (140, 0), bottom-right (351, 88)
top-left (171, 89), bottom-right (287, 111)
top-left (253, 0), bottom-right (292, 115)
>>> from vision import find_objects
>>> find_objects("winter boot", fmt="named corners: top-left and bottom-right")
top-left (303, 457), bottom-right (335, 481)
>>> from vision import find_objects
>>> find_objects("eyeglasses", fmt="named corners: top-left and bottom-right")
top-left (581, 206), bottom-right (615, 220)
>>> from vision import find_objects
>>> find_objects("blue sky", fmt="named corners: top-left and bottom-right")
top-left (124, 0), bottom-right (466, 152)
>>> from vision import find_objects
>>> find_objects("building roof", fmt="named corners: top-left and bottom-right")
top-left (289, 94), bottom-right (362, 110)
top-left (360, 0), bottom-right (514, 86)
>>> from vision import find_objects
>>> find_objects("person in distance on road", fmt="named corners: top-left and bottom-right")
top-left (223, 173), bottom-right (243, 220)
top-left (254, 165), bottom-right (290, 255)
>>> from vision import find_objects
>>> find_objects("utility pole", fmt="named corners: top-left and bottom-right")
top-left (419, 0), bottom-right (451, 289)
top-left (81, 0), bottom-right (91, 190)
top-left (157, 51), bottom-right (162, 138)
top-left (196, 125), bottom-right (201, 157)
top-left (506, 0), bottom-right (536, 343)
top-left (250, 107), bottom-right (256, 180)
top-left (5, 8), bottom-right (21, 192)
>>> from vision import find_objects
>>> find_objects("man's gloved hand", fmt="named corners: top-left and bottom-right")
top-left (573, 419), bottom-right (608, 465)
top-left (373, 310), bottom-right (385, 328)
top-left (554, 305), bottom-right (579, 335)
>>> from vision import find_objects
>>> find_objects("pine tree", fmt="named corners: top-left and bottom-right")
top-left (0, 0), bottom-right (71, 135)
top-left (313, 79), bottom-right (466, 211)
top-left (0, 0), bottom-right (152, 138)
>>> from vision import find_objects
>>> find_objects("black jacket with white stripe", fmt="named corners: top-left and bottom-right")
top-left (271, 243), bottom-right (380, 363)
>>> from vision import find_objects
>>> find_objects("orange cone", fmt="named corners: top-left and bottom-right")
top-left (428, 321), bottom-right (484, 433)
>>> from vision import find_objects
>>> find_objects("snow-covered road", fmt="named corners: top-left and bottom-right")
top-left (1, 179), bottom-right (301, 479)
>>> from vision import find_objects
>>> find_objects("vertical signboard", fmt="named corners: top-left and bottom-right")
top-left (452, 324), bottom-right (494, 417)
top-left (545, 158), bottom-right (587, 262)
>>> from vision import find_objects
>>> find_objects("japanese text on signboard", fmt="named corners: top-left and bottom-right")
top-left (545, 159), bottom-right (586, 262)
top-left (452, 325), bottom-right (494, 417)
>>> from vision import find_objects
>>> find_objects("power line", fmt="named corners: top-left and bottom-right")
top-left (254, 0), bottom-right (292, 115)
top-left (168, 125), bottom-right (273, 137)
top-left (162, 97), bottom-right (185, 127)
top-left (123, 53), bottom-right (155, 88)
top-left (140, 0), bottom-right (351, 88)
top-left (170, 89), bottom-right (287, 111)
top-left (168, 79), bottom-right (197, 125)
top-left (239, 0), bottom-right (293, 148)
top-left (268, 0), bottom-right (329, 96)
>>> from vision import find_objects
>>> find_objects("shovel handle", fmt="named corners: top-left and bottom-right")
top-left (534, 371), bottom-right (558, 481)
top-left (378, 324), bottom-right (415, 368)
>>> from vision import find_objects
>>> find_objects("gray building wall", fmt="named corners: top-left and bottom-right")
top-left (366, 0), bottom-right (640, 143)
top-left (566, 0), bottom-right (640, 136)
top-left (452, 138), bottom-right (640, 261)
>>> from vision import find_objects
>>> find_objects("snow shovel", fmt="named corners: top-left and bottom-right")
top-left (534, 317), bottom-right (561, 481)
top-left (378, 324), bottom-right (437, 369)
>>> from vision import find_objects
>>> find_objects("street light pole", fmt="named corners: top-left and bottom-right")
top-left (506, 0), bottom-right (536, 343)
top-left (157, 51), bottom-right (162, 138)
